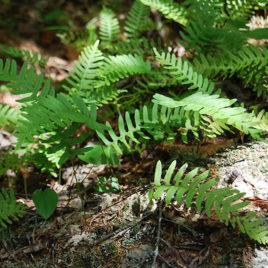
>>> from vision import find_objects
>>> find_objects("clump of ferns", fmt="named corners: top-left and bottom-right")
top-left (149, 160), bottom-right (268, 244)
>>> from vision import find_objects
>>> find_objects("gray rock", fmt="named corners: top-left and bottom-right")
top-left (121, 244), bottom-right (154, 268)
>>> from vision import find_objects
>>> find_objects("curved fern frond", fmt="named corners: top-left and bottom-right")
top-left (100, 7), bottom-right (120, 43)
top-left (0, 187), bottom-right (26, 229)
top-left (140, 0), bottom-right (188, 25)
top-left (153, 92), bottom-right (263, 138)
top-left (125, 0), bottom-right (151, 38)
top-left (154, 48), bottom-right (216, 94)
top-left (149, 160), bottom-right (268, 244)
top-left (0, 59), bottom-right (54, 102)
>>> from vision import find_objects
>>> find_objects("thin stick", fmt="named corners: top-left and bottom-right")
top-left (152, 200), bottom-right (163, 268)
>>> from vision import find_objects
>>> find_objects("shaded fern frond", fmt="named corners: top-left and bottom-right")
top-left (154, 48), bottom-right (216, 94)
top-left (193, 46), bottom-right (268, 79)
top-left (100, 7), bottom-right (120, 43)
top-left (140, 0), bottom-right (188, 25)
top-left (0, 59), bottom-right (54, 102)
top-left (15, 93), bottom-right (105, 146)
top-left (125, 0), bottom-right (151, 38)
top-left (153, 92), bottom-right (263, 138)
top-left (0, 187), bottom-right (26, 229)
top-left (0, 45), bottom-right (48, 66)
top-left (149, 161), bottom-right (268, 244)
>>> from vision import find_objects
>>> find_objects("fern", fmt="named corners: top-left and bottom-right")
top-left (149, 160), bottom-right (268, 244)
top-left (99, 7), bottom-right (120, 44)
top-left (64, 41), bottom-right (104, 93)
top-left (0, 187), bottom-right (26, 229)
top-left (125, 0), bottom-right (151, 38)
top-left (193, 46), bottom-right (268, 97)
top-left (153, 92), bottom-right (263, 138)
top-left (0, 44), bottom-right (48, 66)
top-left (99, 54), bottom-right (152, 86)
top-left (0, 59), bottom-right (54, 102)
top-left (96, 102), bottom-right (210, 154)
top-left (140, 0), bottom-right (188, 25)
top-left (193, 46), bottom-right (268, 79)
top-left (15, 93), bottom-right (106, 158)
top-left (0, 104), bottom-right (21, 127)
top-left (154, 48), bottom-right (216, 94)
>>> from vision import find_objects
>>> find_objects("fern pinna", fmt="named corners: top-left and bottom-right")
top-left (0, 187), bottom-right (26, 229)
top-left (149, 160), bottom-right (268, 244)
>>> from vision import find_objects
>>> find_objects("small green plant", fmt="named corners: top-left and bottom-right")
top-left (149, 160), bottom-right (268, 244)
top-left (32, 189), bottom-right (58, 220)
top-left (93, 177), bottom-right (120, 193)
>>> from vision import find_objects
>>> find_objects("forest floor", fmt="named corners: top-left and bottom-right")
top-left (0, 1), bottom-right (268, 267)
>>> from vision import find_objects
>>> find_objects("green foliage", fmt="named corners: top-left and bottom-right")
top-left (192, 46), bottom-right (268, 98)
top-left (0, 0), bottom-right (267, 238)
top-left (140, 0), bottom-right (188, 25)
top-left (33, 189), bottom-right (58, 219)
top-left (149, 161), bottom-right (268, 244)
top-left (0, 104), bottom-right (21, 127)
top-left (0, 45), bottom-right (48, 66)
top-left (153, 92), bottom-right (263, 138)
top-left (99, 7), bottom-right (120, 43)
top-left (153, 48), bottom-right (216, 94)
top-left (125, 0), bottom-right (151, 38)
top-left (93, 177), bottom-right (120, 193)
top-left (0, 187), bottom-right (26, 229)
top-left (0, 59), bottom-right (54, 102)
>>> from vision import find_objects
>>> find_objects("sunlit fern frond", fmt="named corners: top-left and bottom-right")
top-left (140, 0), bottom-right (188, 25)
top-left (149, 160), bottom-right (268, 244)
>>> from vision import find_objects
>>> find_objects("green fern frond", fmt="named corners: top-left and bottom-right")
top-left (0, 104), bottom-right (21, 127)
top-left (140, 0), bottom-right (188, 25)
top-left (0, 58), bottom-right (54, 102)
top-left (251, 109), bottom-right (268, 132)
top-left (193, 46), bottom-right (268, 79)
top-left (98, 54), bottom-right (152, 86)
top-left (0, 187), bottom-right (26, 229)
top-left (125, 0), bottom-right (151, 38)
top-left (0, 44), bottom-right (48, 66)
top-left (149, 161), bottom-right (268, 244)
top-left (153, 92), bottom-right (263, 138)
top-left (153, 48), bottom-right (216, 94)
top-left (100, 7), bottom-right (120, 43)
top-left (15, 93), bottom-right (105, 146)
top-left (64, 41), bottom-right (104, 94)
top-left (225, 0), bottom-right (265, 18)
top-left (96, 102), bottom-right (207, 154)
